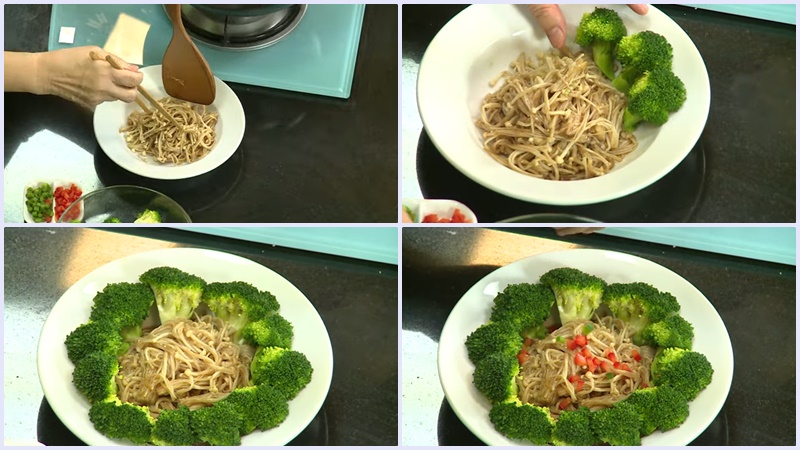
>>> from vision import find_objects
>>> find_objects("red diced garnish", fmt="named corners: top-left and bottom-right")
top-left (547, 324), bottom-right (558, 333)
top-left (607, 352), bottom-right (617, 363)
top-left (566, 339), bottom-right (578, 350)
top-left (587, 358), bottom-right (596, 372)
top-left (632, 350), bottom-right (642, 362)
top-left (613, 361), bottom-right (621, 369)
top-left (641, 382), bottom-right (648, 388)
top-left (558, 398), bottom-right (571, 410)
top-left (581, 347), bottom-right (592, 359)
top-left (575, 380), bottom-right (585, 391)
top-left (451, 209), bottom-right (467, 223)
top-left (518, 351), bottom-right (530, 364)
top-left (574, 354), bottom-right (586, 365)
top-left (523, 338), bottom-right (534, 347)
top-left (575, 335), bottom-right (588, 346)
top-left (619, 363), bottom-right (631, 372)
top-left (568, 374), bottom-right (580, 383)
top-left (422, 214), bottom-right (439, 223)
top-left (600, 361), bottom-right (612, 372)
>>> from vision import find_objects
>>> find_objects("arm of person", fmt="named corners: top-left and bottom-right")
top-left (4, 51), bottom-right (46, 94)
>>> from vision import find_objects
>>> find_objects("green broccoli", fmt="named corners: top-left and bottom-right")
top-left (642, 314), bottom-right (695, 350)
top-left (203, 281), bottom-right (280, 341)
top-left (152, 406), bottom-right (196, 446)
top-left (103, 217), bottom-right (122, 223)
top-left (612, 30), bottom-right (674, 93)
top-left (552, 406), bottom-right (597, 446)
top-left (472, 352), bottom-right (519, 404)
top-left (651, 347), bottom-right (713, 400)
top-left (89, 282), bottom-right (155, 341)
top-left (490, 283), bottom-right (555, 331)
top-left (489, 399), bottom-right (555, 445)
top-left (190, 401), bottom-right (243, 446)
top-left (89, 399), bottom-right (155, 445)
top-left (134, 209), bottom-right (162, 224)
top-left (603, 282), bottom-right (680, 341)
top-left (139, 267), bottom-right (206, 323)
top-left (241, 314), bottom-right (294, 349)
top-left (72, 351), bottom-right (119, 403)
top-left (539, 268), bottom-right (606, 325)
top-left (590, 401), bottom-right (642, 446)
top-left (622, 67), bottom-right (687, 131)
top-left (222, 384), bottom-right (290, 434)
top-left (250, 347), bottom-right (313, 399)
top-left (624, 386), bottom-right (690, 435)
top-left (574, 7), bottom-right (628, 79)
top-left (465, 321), bottom-right (524, 366)
top-left (64, 320), bottom-right (126, 365)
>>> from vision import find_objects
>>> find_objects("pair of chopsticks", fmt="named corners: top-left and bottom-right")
top-left (89, 51), bottom-right (183, 130)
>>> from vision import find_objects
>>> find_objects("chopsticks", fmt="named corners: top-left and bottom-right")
top-left (89, 51), bottom-right (183, 130)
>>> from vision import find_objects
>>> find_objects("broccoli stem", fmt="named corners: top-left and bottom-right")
top-left (592, 40), bottom-right (617, 80)
top-left (612, 66), bottom-right (640, 93)
top-left (623, 109), bottom-right (643, 132)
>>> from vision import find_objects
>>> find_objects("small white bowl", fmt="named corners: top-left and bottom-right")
top-left (403, 198), bottom-right (478, 223)
top-left (23, 180), bottom-right (84, 223)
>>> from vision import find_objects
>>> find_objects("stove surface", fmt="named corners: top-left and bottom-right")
top-left (48, 4), bottom-right (364, 98)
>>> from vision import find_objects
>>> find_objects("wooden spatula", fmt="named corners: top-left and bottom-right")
top-left (162, 4), bottom-right (216, 105)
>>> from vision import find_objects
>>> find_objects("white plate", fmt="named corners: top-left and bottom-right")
top-left (403, 198), bottom-right (479, 223)
top-left (37, 248), bottom-right (334, 446)
top-left (94, 65), bottom-right (245, 180)
top-left (23, 180), bottom-right (84, 224)
top-left (417, 5), bottom-right (711, 205)
top-left (437, 248), bottom-right (733, 446)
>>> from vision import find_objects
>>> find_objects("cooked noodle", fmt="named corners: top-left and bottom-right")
top-left (116, 315), bottom-right (251, 418)
top-left (120, 97), bottom-right (218, 165)
top-left (517, 316), bottom-right (653, 417)
top-left (475, 51), bottom-right (638, 180)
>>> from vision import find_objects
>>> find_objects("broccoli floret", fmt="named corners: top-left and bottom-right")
top-left (465, 321), bottom-right (524, 366)
top-left (552, 406), bottom-right (597, 446)
top-left (472, 352), bottom-right (519, 403)
top-left (134, 209), bottom-right (162, 224)
top-left (624, 386), bottom-right (690, 435)
top-left (222, 384), bottom-right (290, 434)
top-left (612, 31), bottom-right (674, 93)
top-left (490, 283), bottom-right (555, 330)
top-left (89, 399), bottom-right (155, 445)
top-left (103, 217), bottom-right (122, 223)
top-left (622, 68), bottom-right (687, 131)
top-left (190, 401), bottom-right (243, 446)
top-left (89, 282), bottom-right (155, 341)
top-left (241, 314), bottom-right (294, 349)
top-left (539, 268), bottom-right (606, 325)
top-left (72, 351), bottom-right (119, 403)
top-left (651, 348), bottom-right (713, 400)
top-left (203, 282), bottom-right (280, 341)
top-left (250, 347), bottom-right (313, 399)
top-left (603, 282), bottom-right (680, 340)
top-left (65, 320), bottom-right (126, 365)
top-left (489, 399), bottom-right (555, 445)
top-left (152, 406), bottom-right (197, 446)
top-left (642, 314), bottom-right (695, 350)
top-left (574, 7), bottom-right (627, 79)
top-left (590, 401), bottom-right (642, 446)
top-left (139, 267), bottom-right (206, 323)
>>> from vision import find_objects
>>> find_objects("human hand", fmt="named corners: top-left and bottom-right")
top-left (35, 46), bottom-right (143, 109)
top-left (527, 5), bottom-right (649, 49)
top-left (553, 227), bottom-right (605, 237)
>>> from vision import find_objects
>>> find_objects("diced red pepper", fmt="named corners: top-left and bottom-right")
top-left (613, 361), bottom-right (621, 369)
top-left (574, 353), bottom-right (586, 365)
top-left (581, 347), bottom-right (592, 359)
top-left (558, 398), bottom-right (571, 410)
top-left (517, 351), bottom-right (530, 364)
top-left (587, 358), bottom-right (596, 373)
top-left (641, 382), bottom-right (648, 388)
top-left (618, 363), bottom-right (631, 372)
top-left (523, 338), bottom-right (534, 347)
top-left (632, 350), bottom-right (642, 362)
top-left (566, 339), bottom-right (578, 350)
top-left (600, 361), bottom-right (612, 373)
top-left (607, 351), bottom-right (617, 363)
top-left (568, 374), bottom-right (580, 383)
top-left (575, 335), bottom-right (588, 346)
top-left (575, 380), bottom-right (585, 391)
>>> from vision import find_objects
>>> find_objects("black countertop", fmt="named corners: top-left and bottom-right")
top-left (4, 227), bottom-right (398, 445)
top-left (4, 5), bottom-right (398, 224)
top-left (401, 5), bottom-right (796, 223)
top-left (401, 227), bottom-right (795, 445)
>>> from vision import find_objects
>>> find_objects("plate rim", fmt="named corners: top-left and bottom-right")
top-left (93, 65), bottom-right (246, 181)
top-left (417, 4), bottom-right (711, 206)
top-left (36, 247), bottom-right (334, 446)
top-left (436, 247), bottom-right (734, 446)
